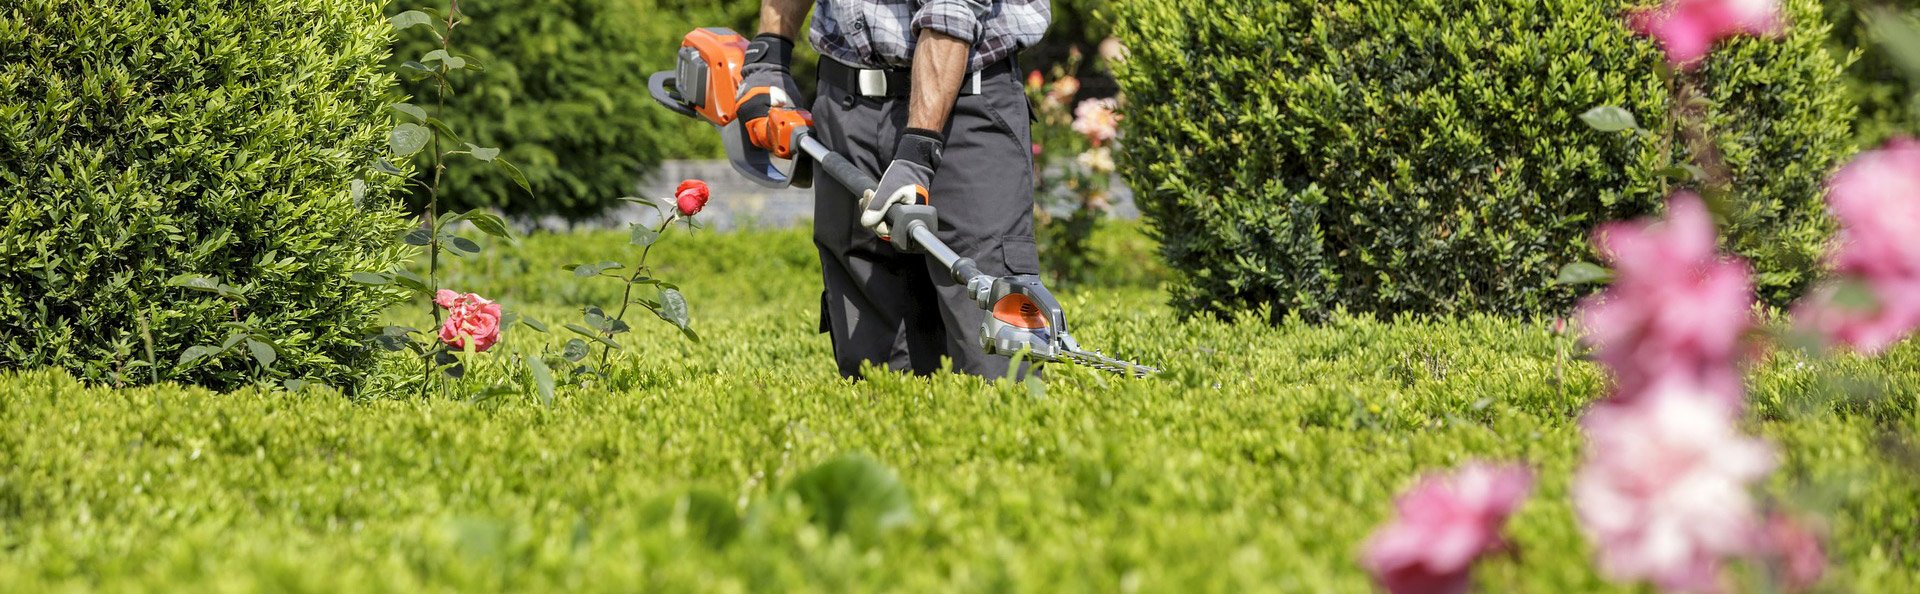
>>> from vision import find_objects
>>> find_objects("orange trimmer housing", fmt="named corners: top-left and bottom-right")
top-left (675, 28), bottom-right (748, 126)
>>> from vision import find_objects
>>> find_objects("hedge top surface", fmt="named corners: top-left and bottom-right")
top-left (1, 225), bottom-right (1915, 593)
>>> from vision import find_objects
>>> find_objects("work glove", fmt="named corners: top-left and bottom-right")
top-left (737, 33), bottom-right (802, 124)
top-left (861, 128), bottom-right (943, 238)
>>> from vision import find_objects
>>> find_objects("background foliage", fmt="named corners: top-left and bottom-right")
top-left (1109, 0), bottom-right (1855, 322)
top-left (1824, 0), bottom-right (1920, 146)
top-left (0, 0), bottom-right (411, 390)
top-left (2, 222), bottom-right (1914, 592)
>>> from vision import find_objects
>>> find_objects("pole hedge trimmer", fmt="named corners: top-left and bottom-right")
top-left (647, 28), bottom-right (1157, 378)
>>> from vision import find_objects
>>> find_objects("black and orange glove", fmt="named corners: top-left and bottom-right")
top-left (736, 34), bottom-right (801, 136)
top-left (861, 128), bottom-right (942, 238)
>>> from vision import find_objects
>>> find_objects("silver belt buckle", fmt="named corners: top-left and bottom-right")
top-left (858, 69), bottom-right (889, 96)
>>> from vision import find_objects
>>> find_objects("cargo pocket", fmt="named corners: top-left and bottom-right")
top-left (998, 236), bottom-right (1041, 275)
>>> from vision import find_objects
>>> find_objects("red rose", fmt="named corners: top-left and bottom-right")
top-left (675, 179), bottom-right (710, 217)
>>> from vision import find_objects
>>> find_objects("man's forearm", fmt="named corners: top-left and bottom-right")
top-left (907, 30), bottom-right (970, 132)
top-left (758, 0), bottom-right (810, 40)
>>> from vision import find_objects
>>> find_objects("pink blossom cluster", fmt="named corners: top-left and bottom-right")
top-left (1794, 138), bottom-right (1920, 352)
top-left (1573, 383), bottom-right (1775, 593)
top-left (1629, 0), bottom-right (1783, 69)
top-left (435, 289), bottom-right (502, 353)
top-left (1569, 194), bottom-right (1825, 593)
top-left (1577, 193), bottom-right (1753, 408)
top-left (1362, 464), bottom-right (1533, 594)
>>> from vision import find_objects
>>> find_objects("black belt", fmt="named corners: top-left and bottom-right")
top-left (819, 57), bottom-right (1013, 98)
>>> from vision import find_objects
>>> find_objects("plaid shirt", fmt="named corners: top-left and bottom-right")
top-left (810, 0), bottom-right (1051, 73)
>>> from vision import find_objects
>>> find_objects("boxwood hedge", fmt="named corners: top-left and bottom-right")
top-left (1109, 0), bottom-right (1856, 322)
top-left (0, 0), bottom-right (411, 390)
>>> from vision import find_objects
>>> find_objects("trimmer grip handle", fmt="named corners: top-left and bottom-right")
top-left (649, 71), bottom-right (700, 119)
top-left (814, 148), bottom-right (878, 195)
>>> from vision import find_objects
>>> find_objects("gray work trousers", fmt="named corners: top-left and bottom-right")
top-left (810, 60), bottom-right (1038, 379)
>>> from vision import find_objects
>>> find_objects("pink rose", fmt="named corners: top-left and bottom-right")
top-left (1071, 98), bottom-right (1121, 147)
top-left (1573, 384), bottom-right (1775, 593)
top-left (435, 290), bottom-right (502, 352)
top-left (1629, 0), bottom-right (1784, 69)
top-left (675, 179), bottom-right (710, 217)
top-left (1794, 138), bottom-right (1920, 352)
top-left (1577, 193), bottom-right (1754, 408)
top-left (1362, 463), bottom-right (1534, 594)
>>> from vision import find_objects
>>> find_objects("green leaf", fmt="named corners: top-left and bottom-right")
top-left (177, 345), bottom-right (217, 366)
top-left (400, 61), bottom-right (435, 74)
top-left (390, 102), bottom-right (428, 122)
top-left (786, 453), bottom-right (915, 543)
top-left (520, 315), bottom-right (549, 333)
top-left (349, 179), bottom-right (367, 203)
top-left (350, 271), bottom-right (390, 285)
top-left (462, 143), bottom-right (501, 162)
top-left (566, 324), bottom-right (621, 348)
top-left (496, 158), bottom-right (531, 194)
top-left (421, 49), bottom-right (452, 64)
top-left (655, 288), bottom-right (691, 330)
top-left (465, 211), bottom-right (512, 240)
top-left (449, 236), bottom-right (482, 255)
top-left (165, 274), bottom-right (221, 292)
top-left (562, 339), bottom-right (590, 362)
top-left (1554, 262), bottom-right (1614, 286)
top-left (245, 339), bottom-right (276, 369)
top-left (389, 123), bottom-right (431, 156)
top-left (1579, 106), bottom-right (1639, 133)
top-left (423, 118), bottom-right (462, 145)
top-left (403, 228), bottom-right (434, 246)
top-left (390, 10), bottom-right (433, 30)
top-left (619, 196), bottom-right (659, 208)
top-left (630, 223), bottom-right (659, 247)
top-left (391, 269), bottom-right (430, 295)
top-left (527, 356), bottom-right (555, 408)
top-left (375, 158), bottom-right (406, 176)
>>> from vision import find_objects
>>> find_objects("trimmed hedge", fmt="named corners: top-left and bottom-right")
top-left (0, 0), bottom-right (411, 390)
top-left (388, 0), bottom-right (764, 221)
top-left (1, 223), bottom-right (1916, 592)
top-left (1109, 0), bottom-right (1856, 322)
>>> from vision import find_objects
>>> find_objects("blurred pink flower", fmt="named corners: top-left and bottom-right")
top-left (1098, 37), bottom-right (1128, 63)
top-left (1629, 0), bottom-right (1784, 69)
top-left (1045, 75), bottom-right (1079, 108)
top-left (1072, 98), bottom-right (1121, 146)
top-left (1761, 511), bottom-right (1827, 593)
top-left (1578, 193), bottom-right (1754, 408)
top-left (1794, 138), bottom-right (1920, 352)
top-left (1574, 384), bottom-right (1775, 593)
top-left (1362, 463), bottom-right (1534, 594)
top-left (435, 289), bottom-right (502, 353)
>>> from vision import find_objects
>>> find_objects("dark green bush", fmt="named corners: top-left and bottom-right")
top-left (0, 0), bottom-right (411, 390)
top-left (389, 0), bottom-right (764, 221)
top-left (1110, 0), bottom-right (1855, 322)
